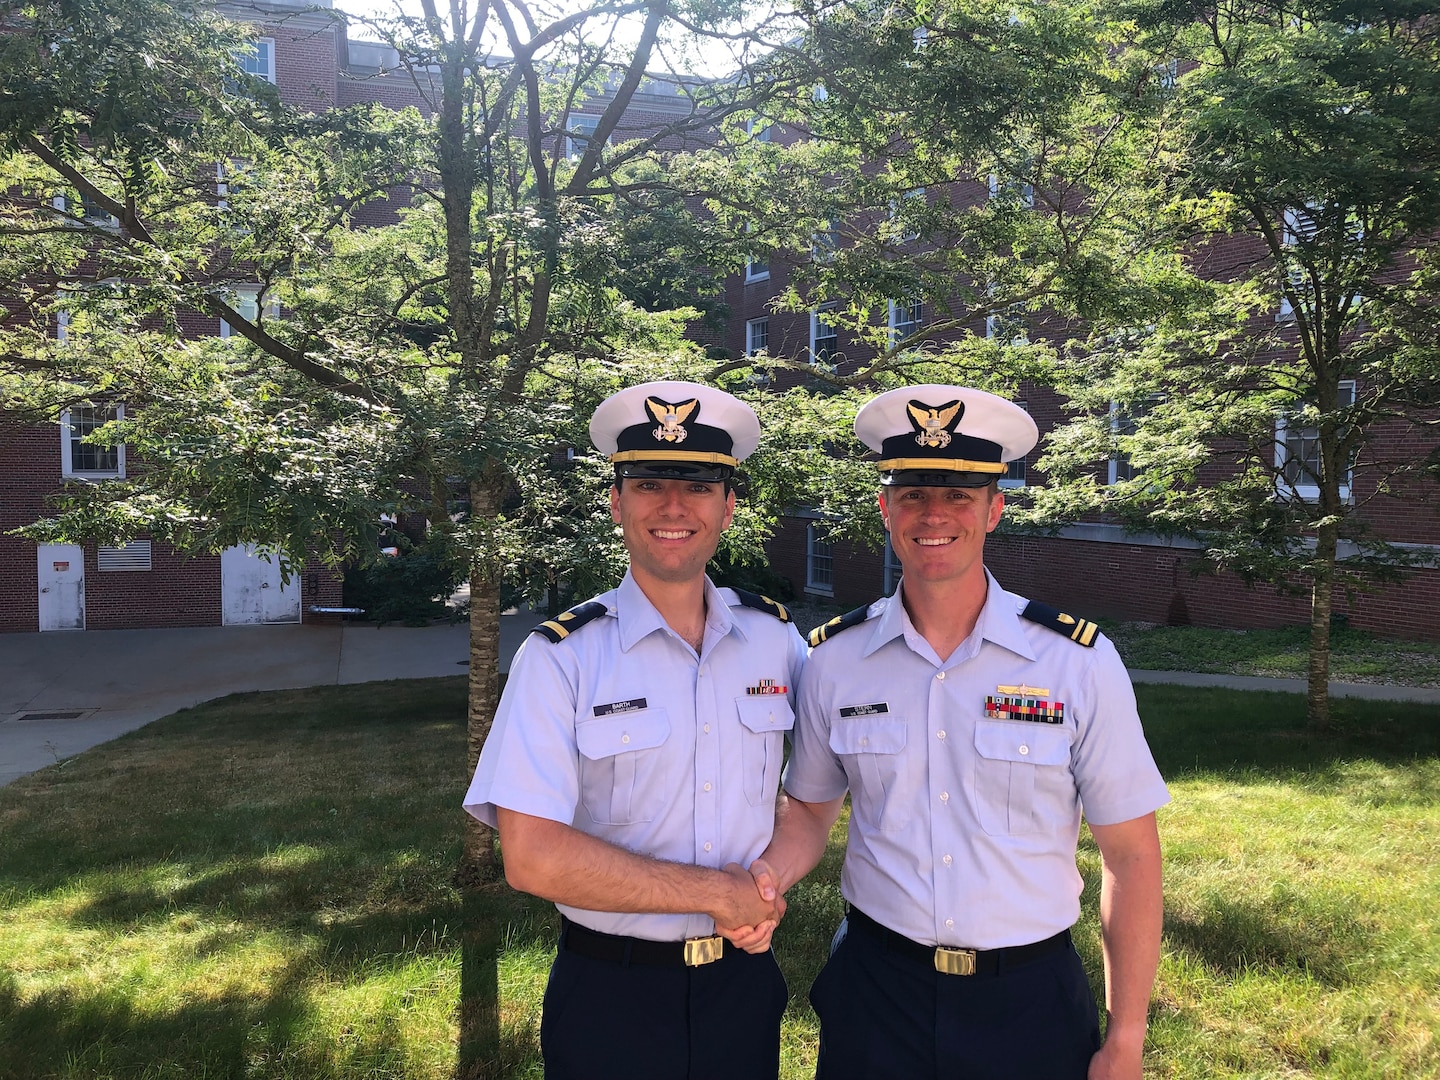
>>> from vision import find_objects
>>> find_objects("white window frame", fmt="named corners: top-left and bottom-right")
top-left (1276, 381), bottom-right (1356, 502)
top-left (986, 308), bottom-right (1028, 346)
top-left (890, 186), bottom-right (925, 242)
top-left (988, 170), bottom-right (1034, 209)
top-left (1108, 394), bottom-right (1165, 485)
top-left (219, 286), bottom-right (278, 338)
top-left (1279, 200), bottom-right (1363, 321)
top-left (805, 522), bottom-right (834, 595)
top-left (236, 37), bottom-right (276, 84)
top-left (61, 403), bottom-right (125, 479)
top-left (565, 113), bottom-right (605, 160)
top-left (810, 305), bottom-right (838, 365)
top-left (812, 217), bottom-right (840, 261)
top-left (999, 401), bottom-right (1029, 489)
top-left (745, 317), bottom-right (769, 356)
top-left (882, 535), bottom-right (902, 595)
top-left (889, 298), bottom-right (922, 344)
top-left (51, 192), bottom-right (118, 230)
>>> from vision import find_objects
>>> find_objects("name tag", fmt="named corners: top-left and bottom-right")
top-left (839, 702), bottom-right (889, 718)
top-left (594, 698), bottom-right (648, 717)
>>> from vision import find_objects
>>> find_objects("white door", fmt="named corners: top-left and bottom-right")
top-left (221, 544), bottom-right (302, 625)
top-left (37, 545), bottom-right (85, 631)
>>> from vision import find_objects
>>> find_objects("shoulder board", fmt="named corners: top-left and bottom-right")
top-left (808, 603), bottom-right (877, 648)
top-left (1020, 600), bottom-right (1100, 648)
top-left (531, 600), bottom-right (609, 643)
top-left (728, 588), bottom-right (792, 623)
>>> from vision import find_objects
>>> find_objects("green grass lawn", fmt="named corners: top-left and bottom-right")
top-left (1, 679), bottom-right (1437, 1078)
top-left (1102, 623), bottom-right (1440, 687)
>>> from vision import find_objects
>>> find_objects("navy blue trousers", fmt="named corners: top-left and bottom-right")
top-left (809, 920), bottom-right (1101, 1080)
top-left (539, 939), bottom-right (788, 1080)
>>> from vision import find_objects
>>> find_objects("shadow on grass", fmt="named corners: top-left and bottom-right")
top-left (1162, 894), bottom-right (1361, 987)
top-left (0, 679), bottom-right (526, 1079)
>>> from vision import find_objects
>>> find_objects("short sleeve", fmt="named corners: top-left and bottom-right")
top-left (462, 633), bottom-right (583, 828)
top-left (781, 647), bottom-right (851, 803)
top-left (1070, 637), bottom-right (1171, 826)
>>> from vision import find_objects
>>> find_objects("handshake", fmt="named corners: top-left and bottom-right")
top-left (713, 858), bottom-right (786, 954)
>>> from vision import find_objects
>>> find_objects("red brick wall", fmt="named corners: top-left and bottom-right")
top-left (985, 533), bottom-right (1440, 642)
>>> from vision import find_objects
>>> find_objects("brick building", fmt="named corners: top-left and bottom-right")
top-left (0, 0), bottom-right (714, 635)
top-left (0, 0), bottom-right (387, 634)
top-left (735, 206), bottom-right (1440, 641)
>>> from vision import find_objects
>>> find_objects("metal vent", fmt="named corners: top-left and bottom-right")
top-left (98, 540), bottom-right (152, 571)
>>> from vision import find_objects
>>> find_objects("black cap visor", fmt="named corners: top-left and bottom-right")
top-left (616, 461), bottom-right (734, 483)
top-left (880, 468), bottom-right (997, 488)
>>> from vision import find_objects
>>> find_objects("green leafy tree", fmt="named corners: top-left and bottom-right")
top-left (0, 0), bottom-right (819, 1069)
top-left (667, 0), bottom-right (1198, 558)
top-left (1033, 1), bottom-right (1440, 728)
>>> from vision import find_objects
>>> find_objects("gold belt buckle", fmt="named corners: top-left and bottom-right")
top-left (934, 946), bottom-right (977, 976)
top-left (684, 935), bottom-right (724, 967)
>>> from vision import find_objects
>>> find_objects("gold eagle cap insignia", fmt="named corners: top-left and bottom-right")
top-left (646, 396), bottom-right (698, 443)
top-left (907, 399), bottom-right (964, 449)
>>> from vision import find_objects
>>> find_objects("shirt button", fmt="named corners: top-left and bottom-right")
top-left (936, 671), bottom-right (945, 680)
top-left (942, 854), bottom-right (952, 865)
top-left (703, 724), bottom-right (710, 734)
top-left (621, 734), bottom-right (630, 744)
top-left (936, 730), bottom-right (946, 740)
top-left (945, 918), bottom-right (954, 929)
top-left (860, 737), bottom-right (869, 747)
top-left (940, 791), bottom-right (949, 802)
top-left (1019, 744), bottom-right (1029, 756)
top-left (703, 842), bottom-right (712, 852)
top-left (703, 782), bottom-right (712, 792)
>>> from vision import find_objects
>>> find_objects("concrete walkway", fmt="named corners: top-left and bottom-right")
top-left (0, 613), bottom-right (542, 788)
top-left (3, 616), bottom-right (1435, 788)
top-left (1129, 668), bottom-right (1440, 703)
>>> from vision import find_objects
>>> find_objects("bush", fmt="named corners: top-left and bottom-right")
top-left (342, 541), bottom-right (464, 626)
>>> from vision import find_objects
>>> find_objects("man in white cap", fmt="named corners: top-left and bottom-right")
top-left (463, 380), bottom-right (806, 1079)
top-left (755, 385), bottom-right (1168, 1080)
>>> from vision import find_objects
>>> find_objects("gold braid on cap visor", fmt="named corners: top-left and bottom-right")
top-left (611, 450), bottom-right (739, 466)
top-left (876, 458), bottom-right (1008, 474)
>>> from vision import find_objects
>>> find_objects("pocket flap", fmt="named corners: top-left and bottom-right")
top-left (829, 718), bottom-right (907, 755)
top-left (735, 695), bottom-right (795, 734)
top-left (973, 720), bottom-right (1069, 766)
top-left (576, 710), bottom-right (670, 760)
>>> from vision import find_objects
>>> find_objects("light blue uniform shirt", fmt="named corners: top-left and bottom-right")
top-left (464, 570), bottom-right (807, 942)
top-left (784, 571), bottom-right (1170, 951)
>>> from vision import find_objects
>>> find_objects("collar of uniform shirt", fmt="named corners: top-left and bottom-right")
top-left (614, 568), bottom-right (744, 653)
top-left (860, 569), bottom-right (1037, 662)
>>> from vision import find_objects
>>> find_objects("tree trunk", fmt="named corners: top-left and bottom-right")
top-left (462, 470), bottom-right (505, 883)
top-left (1306, 523), bottom-right (1337, 732)
top-left (457, 472), bottom-right (506, 1078)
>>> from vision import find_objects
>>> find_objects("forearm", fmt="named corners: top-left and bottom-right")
top-left (1093, 815), bottom-right (1164, 1060)
top-left (497, 807), bottom-right (768, 928)
top-left (760, 792), bottom-right (845, 893)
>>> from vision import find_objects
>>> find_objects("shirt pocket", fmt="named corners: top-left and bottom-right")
top-left (972, 720), bottom-right (1071, 835)
top-left (575, 709), bottom-right (671, 825)
top-left (735, 696), bottom-right (796, 807)
top-left (829, 718), bottom-right (910, 832)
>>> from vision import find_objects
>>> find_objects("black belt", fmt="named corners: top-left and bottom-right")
top-left (559, 916), bottom-right (733, 968)
top-left (847, 906), bottom-right (1070, 976)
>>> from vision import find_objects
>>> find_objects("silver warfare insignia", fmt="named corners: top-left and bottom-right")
top-left (646, 397), bottom-right (698, 444)
top-left (907, 400), bottom-right (963, 449)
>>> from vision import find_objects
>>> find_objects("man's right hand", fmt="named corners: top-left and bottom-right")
top-left (713, 859), bottom-right (786, 952)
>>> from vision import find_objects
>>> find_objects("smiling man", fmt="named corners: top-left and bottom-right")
top-left (463, 380), bottom-right (805, 1080)
top-left (756, 385), bottom-right (1169, 1080)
